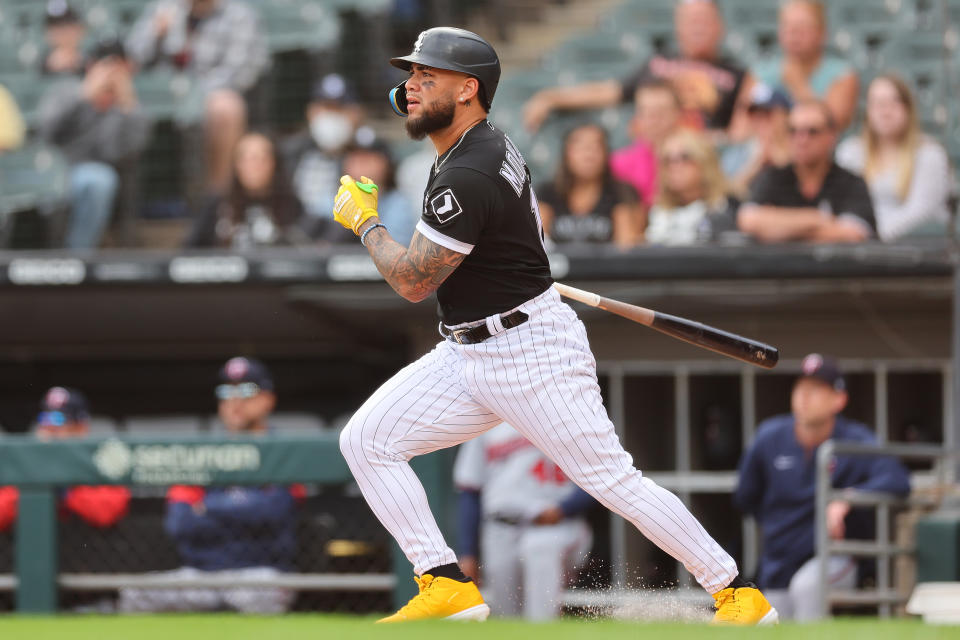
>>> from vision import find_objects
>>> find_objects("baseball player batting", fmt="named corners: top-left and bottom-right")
top-left (332, 27), bottom-right (777, 625)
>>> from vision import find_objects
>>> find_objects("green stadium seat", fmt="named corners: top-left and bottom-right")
top-left (132, 67), bottom-right (189, 122)
top-left (0, 144), bottom-right (69, 219)
top-left (3, 72), bottom-right (58, 129)
top-left (249, 0), bottom-right (341, 52)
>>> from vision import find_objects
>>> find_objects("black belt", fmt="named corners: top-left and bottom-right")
top-left (440, 310), bottom-right (529, 345)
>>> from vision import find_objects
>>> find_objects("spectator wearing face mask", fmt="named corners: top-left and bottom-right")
top-left (281, 74), bottom-right (363, 225)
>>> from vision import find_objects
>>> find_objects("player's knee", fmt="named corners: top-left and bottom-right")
top-left (338, 416), bottom-right (362, 460)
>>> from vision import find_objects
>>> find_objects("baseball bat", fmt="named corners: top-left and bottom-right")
top-left (553, 283), bottom-right (779, 369)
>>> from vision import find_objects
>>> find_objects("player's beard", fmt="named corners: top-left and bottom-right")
top-left (405, 94), bottom-right (456, 140)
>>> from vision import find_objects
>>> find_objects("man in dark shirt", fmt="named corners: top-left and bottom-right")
top-left (738, 100), bottom-right (875, 243)
top-left (38, 38), bottom-right (151, 249)
top-left (523, 0), bottom-right (749, 133)
top-left (118, 358), bottom-right (301, 614)
top-left (734, 354), bottom-right (910, 620)
top-left (332, 27), bottom-right (776, 625)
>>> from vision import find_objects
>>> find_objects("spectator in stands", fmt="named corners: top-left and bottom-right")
top-left (0, 84), bottom-right (25, 152)
top-left (523, 0), bottom-right (749, 134)
top-left (721, 83), bottom-right (792, 198)
top-left (0, 387), bottom-right (131, 533)
top-left (119, 357), bottom-right (301, 614)
top-left (610, 80), bottom-right (683, 210)
top-left (41, 0), bottom-right (87, 76)
top-left (282, 74), bottom-right (363, 225)
top-left (734, 354), bottom-right (910, 621)
top-left (535, 123), bottom-right (642, 249)
top-left (338, 128), bottom-right (416, 246)
top-left (38, 37), bottom-right (151, 250)
top-left (737, 100), bottom-right (875, 244)
top-left (752, 0), bottom-right (858, 131)
top-left (646, 129), bottom-right (737, 245)
top-left (454, 422), bottom-right (594, 621)
top-left (126, 0), bottom-right (269, 193)
top-left (186, 132), bottom-right (310, 249)
top-left (836, 75), bottom-right (952, 242)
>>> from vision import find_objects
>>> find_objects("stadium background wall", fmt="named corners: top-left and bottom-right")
top-left (0, 242), bottom-right (957, 607)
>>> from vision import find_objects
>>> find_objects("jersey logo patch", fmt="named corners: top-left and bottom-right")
top-left (429, 188), bottom-right (463, 224)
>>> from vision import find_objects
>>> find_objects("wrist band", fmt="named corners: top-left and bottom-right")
top-left (360, 223), bottom-right (386, 247)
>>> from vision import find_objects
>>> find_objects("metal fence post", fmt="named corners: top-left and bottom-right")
top-left (15, 487), bottom-right (57, 612)
top-left (815, 440), bottom-right (834, 619)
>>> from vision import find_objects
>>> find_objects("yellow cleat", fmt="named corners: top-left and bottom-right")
top-left (377, 574), bottom-right (490, 623)
top-left (712, 585), bottom-right (779, 625)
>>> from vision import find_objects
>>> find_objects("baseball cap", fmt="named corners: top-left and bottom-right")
top-left (346, 126), bottom-right (392, 156)
top-left (747, 83), bottom-right (792, 112)
top-left (88, 36), bottom-right (127, 62)
top-left (310, 73), bottom-right (356, 105)
top-left (37, 386), bottom-right (90, 427)
top-left (218, 357), bottom-right (274, 393)
top-left (45, 0), bottom-right (81, 25)
top-left (798, 353), bottom-right (845, 391)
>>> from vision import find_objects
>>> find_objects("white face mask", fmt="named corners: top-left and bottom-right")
top-left (310, 111), bottom-right (353, 152)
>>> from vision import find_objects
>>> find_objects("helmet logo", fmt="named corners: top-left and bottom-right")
top-left (413, 32), bottom-right (426, 54)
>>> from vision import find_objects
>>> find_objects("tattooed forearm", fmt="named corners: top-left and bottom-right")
top-left (362, 222), bottom-right (466, 302)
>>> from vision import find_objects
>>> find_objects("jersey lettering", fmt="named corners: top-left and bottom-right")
top-left (531, 459), bottom-right (567, 485)
top-left (429, 188), bottom-right (463, 224)
top-left (499, 136), bottom-right (526, 197)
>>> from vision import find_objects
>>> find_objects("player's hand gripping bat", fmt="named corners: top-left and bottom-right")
top-left (553, 283), bottom-right (778, 369)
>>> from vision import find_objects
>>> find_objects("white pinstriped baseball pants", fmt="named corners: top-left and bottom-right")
top-left (340, 287), bottom-right (739, 594)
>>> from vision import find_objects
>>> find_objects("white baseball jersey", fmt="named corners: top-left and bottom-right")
top-left (454, 422), bottom-right (578, 522)
top-left (339, 120), bottom-right (739, 597)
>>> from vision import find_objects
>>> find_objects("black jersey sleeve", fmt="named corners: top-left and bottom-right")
top-left (416, 167), bottom-right (502, 255)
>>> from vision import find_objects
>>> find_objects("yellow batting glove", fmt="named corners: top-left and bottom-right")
top-left (333, 175), bottom-right (380, 235)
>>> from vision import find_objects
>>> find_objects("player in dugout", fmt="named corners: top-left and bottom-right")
top-left (332, 27), bottom-right (777, 624)
top-left (455, 422), bottom-right (595, 621)
top-left (0, 387), bottom-right (131, 533)
top-left (734, 354), bottom-right (910, 621)
top-left (119, 357), bottom-right (303, 614)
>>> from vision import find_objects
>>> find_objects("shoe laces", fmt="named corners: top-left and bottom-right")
top-left (396, 574), bottom-right (440, 617)
top-left (713, 588), bottom-right (741, 620)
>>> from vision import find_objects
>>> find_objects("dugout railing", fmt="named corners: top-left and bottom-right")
top-left (814, 440), bottom-right (960, 619)
top-left (0, 433), bottom-right (451, 613)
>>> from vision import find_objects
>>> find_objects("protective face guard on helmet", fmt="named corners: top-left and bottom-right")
top-left (386, 27), bottom-right (500, 117)
top-left (389, 80), bottom-right (408, 117)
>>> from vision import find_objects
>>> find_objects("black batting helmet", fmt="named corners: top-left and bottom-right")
top-left (388, 27), bottom-right (501, 116)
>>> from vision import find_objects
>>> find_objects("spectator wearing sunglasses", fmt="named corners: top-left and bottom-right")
top-left (646, 129), bottom-right (738, 246)
top-left (0, 387), bottom-right (131, 533)
top-left (119, 357), bottom-right (303, 614)
top-left (738, 100), bottom-right (875, 244)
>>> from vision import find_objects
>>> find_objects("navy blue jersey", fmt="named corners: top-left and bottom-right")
top-left (734, 415), bottom-right (910, 589)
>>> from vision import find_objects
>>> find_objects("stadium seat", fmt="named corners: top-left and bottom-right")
top-left (124, 415), bottom-right (205, 435)
top-left (269, 412), bottom-right (328, 434)
top-left (248, 0), bottom-right (341, 52)
top-left (88, 415), bottom-right (119, 436)
top-left (0, 144), bottom-right (70, 220)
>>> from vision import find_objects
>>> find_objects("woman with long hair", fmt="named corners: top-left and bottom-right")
top-left (646, 128), bottom-right (737, 245)
top-left (187, 132), bottom-right (309, 248)
top-left (535, 123), bottom-right (642, 249)
top-left (836, 74), bottom-right (951, 241)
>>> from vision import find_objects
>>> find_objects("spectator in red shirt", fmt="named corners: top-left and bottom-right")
top-left (0, 387), bottom-right (130, 533)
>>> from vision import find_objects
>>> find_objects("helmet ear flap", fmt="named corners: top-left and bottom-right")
top-left (389, 80), bottom-right (408, 117)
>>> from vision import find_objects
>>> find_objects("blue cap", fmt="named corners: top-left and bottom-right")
top-left (38, 386), bottom-right (89, 425)
top-left (218, 357), bottom-right (274, 391)
top-left (748, 83), bottom-right (792, 111)
top-left (799, 353), bottom-right (845, 391)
